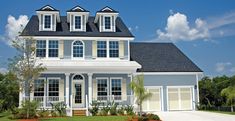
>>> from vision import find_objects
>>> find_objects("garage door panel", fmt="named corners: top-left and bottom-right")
top-left (181, 90), bottom-right (192, 110)
top-left (168, 92), bottom-right (179, 110)
top-left (143, 88), bottom-right (161, 111)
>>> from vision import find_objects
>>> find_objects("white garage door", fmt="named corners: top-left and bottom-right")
top-left (167, 87), bottom-right (192, 111)
top-left (143, 87), bottom-right (162, 111)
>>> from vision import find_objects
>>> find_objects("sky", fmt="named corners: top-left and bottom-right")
top-left (0, 0), bottom-right (235, 77)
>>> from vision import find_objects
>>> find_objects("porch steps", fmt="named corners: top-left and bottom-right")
top-left (73, 109), bottom-right (86, 116)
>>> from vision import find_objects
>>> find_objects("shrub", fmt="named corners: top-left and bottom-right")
top-left (37, 108), bottom-right (50, 118)
top-left (109, 101), bottom-right (118, 115)
top-left (125, 105), bottom-right (135, 115)
top-left (117, 105), bottom-right (125, 115)
top-left (88, 101), bottom-right (99, 116)
top-left (50, 102), bottom-right (67, 117)
top-left (99, 106), bottom-right (110, 116)
top-left (147, 113), bottom-right (160, 120)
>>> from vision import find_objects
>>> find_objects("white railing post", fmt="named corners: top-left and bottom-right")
top-left (70, 94), bottom-right (73, 116)
top-left (86, 94), bottom-right (89, 116)
top-left (65, 73), bottom-right (70, 108)
top-left (88, 73), bottom-right (93, 108)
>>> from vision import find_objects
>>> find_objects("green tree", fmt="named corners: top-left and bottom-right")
top-left (221, 76), bottom-right (235, 112)
top-left (129, 74), bottom-right (152, 116)
top-left (9, 37), bottom-right (46, 118)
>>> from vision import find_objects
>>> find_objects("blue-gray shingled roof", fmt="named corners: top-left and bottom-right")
top-left (130, 42), bottom-right (202, 72)
top-left (20, 15), bottom-right (134, 37)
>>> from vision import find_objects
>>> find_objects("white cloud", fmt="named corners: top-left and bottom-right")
top-left (215, 62), bottom-right (232, 72)
top-left (128, 25), bottom-right (139, 32)
top-left (0, 15), bottom-right (29, 46)
top-left (156, 12), bottom-right (209, 42)
top-left (0, 67), bottom-right (8, 74)
top-left (230, 67), bottom-right (235, 73)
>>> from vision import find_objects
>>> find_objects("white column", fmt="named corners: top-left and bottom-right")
top-left (65, 73), bottom-right (70, 108)
top-left (88, 73), bottom-right (93, 107)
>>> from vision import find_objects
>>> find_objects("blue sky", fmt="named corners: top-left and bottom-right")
top-left (0, 0), bottom-right (235, 77)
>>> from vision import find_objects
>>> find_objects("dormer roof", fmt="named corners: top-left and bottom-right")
top-left (36, 5), bottom-right (59, 11)
top-left (67, 5), bottom-right (89, 12)
top-left (97, 6), bottom-right (118, 13)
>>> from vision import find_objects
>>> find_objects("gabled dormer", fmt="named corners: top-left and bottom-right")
top-left (94, 6), bottom-right (119, 32)
top-left (67, 5), bottom-right (89, 32)
top-left (36, 5), bottom-right (60, 31)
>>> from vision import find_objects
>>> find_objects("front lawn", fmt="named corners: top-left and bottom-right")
top-left (40, 116), bottom-right (129, 121)
top-left (0, 112), bottom-right (14, 121)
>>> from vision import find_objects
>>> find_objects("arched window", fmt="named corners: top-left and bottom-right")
top-left (73, 40), bottom-right (84, 58)
top-left (73, 75), bottom-right (83, 80)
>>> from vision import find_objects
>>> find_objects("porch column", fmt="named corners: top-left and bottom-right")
top-left (65, 73), bottom-right (70, 108)
top-left (88, 73), bottom-right (93, 107)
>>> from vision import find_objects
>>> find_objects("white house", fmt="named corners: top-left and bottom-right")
top-left (19, 5), bottom-right (203, 116)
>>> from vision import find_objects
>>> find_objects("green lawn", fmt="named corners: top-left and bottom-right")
top-left (202, 110), bottom-right (235, 115)
top-left (0, 112), bottom-right (15, 121)
top-left (40, 116), bottom-right (129, 121)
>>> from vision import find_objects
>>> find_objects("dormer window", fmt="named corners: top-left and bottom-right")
top-left (74, 15), bottom-right (82, 30)
top-left (43, 15), bottom-right (52, 30)
top-left (104, 16), bottom-right (111, 30)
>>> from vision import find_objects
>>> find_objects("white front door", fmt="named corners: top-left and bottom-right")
top-left (73, 80), bottom-right (84, 108)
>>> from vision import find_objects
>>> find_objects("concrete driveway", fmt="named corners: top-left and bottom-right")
top-left (155, 111), bottom-right (235, 121)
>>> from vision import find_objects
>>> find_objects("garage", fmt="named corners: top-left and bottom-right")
top-left (167, 87), bottom-right (193, 111)
top-left (142, 87), bottom-right (162, 111)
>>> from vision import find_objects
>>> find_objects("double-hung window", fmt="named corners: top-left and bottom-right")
top-left (36, 40), bottom-right (46, 57)
top-left (44, 15), bottom-right (51, 29)
top-left (111, 79), bottom-right (122, 100)
top-left (48, 40), bottom-right (58, 57)
top-left (97, 79), bottom-right (108, 100)
top-left (109, 41), bottom-right (119, 58)
top-left (74, 16), bottom-right (82, 30)
top-left (34, 79), bottom-right (45, 97)
top-left (97, 41), bottom-right (107, 57)
top-left (104, 16), bottom-right (111, 30)
top-left (73, 41), bottom-right (83, 58)
top-left (48, 79), bottom-right (59, 101)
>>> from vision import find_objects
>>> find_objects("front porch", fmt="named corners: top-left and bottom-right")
top-left (20, 73), bottom-right (135, 116)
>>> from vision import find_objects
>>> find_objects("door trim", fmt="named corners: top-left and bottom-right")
top-left (72, 75), bottom-right (85, 108)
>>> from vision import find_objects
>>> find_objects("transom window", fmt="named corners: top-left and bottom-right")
top-left (48, 79), bottom-right (59, 97)
top-left (104, 16), bottom-right (111, 30)
top-left (74, 16), bottom-right (82, 30)
top-left (34, 79), bottom-right (45, 97)
top-left (36, 40), bottom-right (46, 57)
top-left (97, 79), bottom-right (108, 100)
top-left (48, 40), bottom-right (58, 57)
top-left (73, 75), bottom-right (84, 80)
top-left (97, 41), bottom-right (107, 57)
top-left (44, 15), bottom-right (51, 29)
top-left (111, 79), bottom-right (122, 100)
top-left (109, 41), bottom-right (119, 58)
top-left (73, 41), bottom-right (83, 58)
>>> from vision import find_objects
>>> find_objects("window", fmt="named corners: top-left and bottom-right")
top-left (97, 41), bottom-right (107, 57)
top-left (109, 41), bottom-right (119, 58)
top-left (111, 79), bottom-right (122, 100)
top-left (48, 40), bottom-right (58, 57)
top-left (36, 40), bottom-right (46, 57)
top-left (74, 16), bottom-right (82, 30)
top-left (73, 41), bottom-right (83, 58)
top-left (34, 79), bottom-right (45, 97)
top-left (48, 79), bottom-right (59, 97)
top-left (75, 84), bottom-right (82, 103)
top-left (44, 15), bottom-right (51, 29)
top-left (104, 16), bottom-right (111, 30)
top-left (97, 79), bottom-right (108, 100)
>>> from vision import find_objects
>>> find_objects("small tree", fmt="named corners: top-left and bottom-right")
top-left (9, 37), bottom-right (46, 118)
top-left (129, 74), bottom-right (152, 116)
top-left (221, 85), bottom-right (235, 112)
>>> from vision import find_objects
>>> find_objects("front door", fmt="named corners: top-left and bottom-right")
top-left (73, 81), bottom-right (84, 107)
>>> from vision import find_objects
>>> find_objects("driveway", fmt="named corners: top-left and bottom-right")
top-left (155, 111), bottom-right (235, 121)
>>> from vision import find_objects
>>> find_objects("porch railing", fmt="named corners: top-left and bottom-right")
top-left (94, 95), bottom-right (134, 106)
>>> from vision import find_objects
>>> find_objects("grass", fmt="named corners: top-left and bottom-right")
top-left (40, 116), bottom-right (129, 121)
top-left (0, 111), bottom-right (15, 121)
top-left (202, 110), bottom-right (235, 115)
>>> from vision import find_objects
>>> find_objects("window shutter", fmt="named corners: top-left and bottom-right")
top-left (40, 14), bottom-right (43, 31)
top-left (100, 15), bottom-right (103, 32)
top-left (119, 41), bottom-right (124, 59)
top-left (82, 15), bottom-right (85, 31)
top-left (71, 14), bottom-right (74, 31)
top-left (122, 78), bottom-right (127, 101)
top-left (92, 79), bottom-right (97, 100)
top-left (59, 78), bottom-right (64, 102)
top-left (59, 40), bottom-right (64, 59)
top-left (52, 14), bottom-right (55, 31)
top-left (92, 41), bottom-right (97, 59)
top-left (112, 16), bottom-right (114, 31)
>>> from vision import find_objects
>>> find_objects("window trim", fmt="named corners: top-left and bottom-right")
top-left (110, 77), bottom-right (122, 100)
top-left (109, 41), bottom-right (119, 58)
top-left (33, 78), bottom-right (46, 97)
top-left (96, 77), bottom-right (109, 101)
top-left (97, 40), bottom-right (107, 58)
top-left (103, 15), bottom-right (113, 31)
top-left (71, 40), bottom-right (85, 60)
top-left (42, 14), bottom-right (53, 31)
top-left (96, 40), bottom-right (121, 59)
top-left (36, 40), bottom-right (47, 58)
top-left (73, 15), bottom-right (83, 31)
top-left (48, 40), bottom-right (59, 58)
top-left (47, 77), bottom-right (61, 98)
